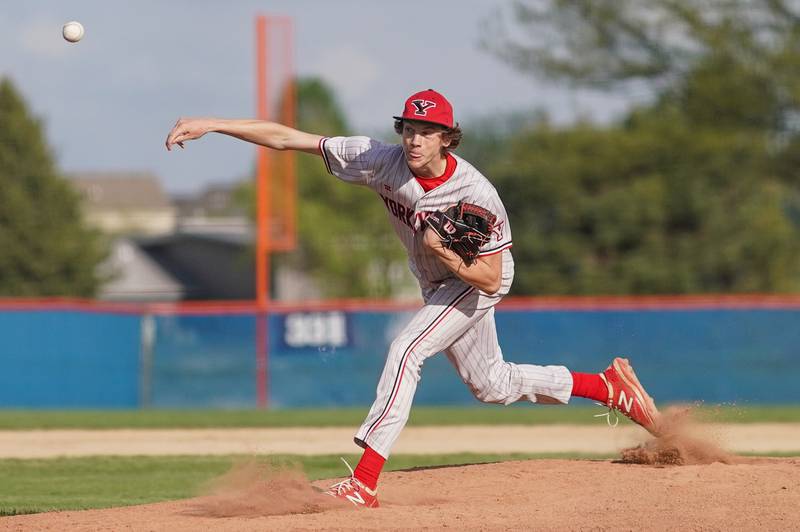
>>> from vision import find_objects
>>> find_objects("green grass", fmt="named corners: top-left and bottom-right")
top-left (0, 404), bottom-right (796, 430)
top-left (0, 453), bottom-right (612, 516)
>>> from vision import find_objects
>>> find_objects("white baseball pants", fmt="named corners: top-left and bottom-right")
top-left (354, 279), bottom-right (573, 458)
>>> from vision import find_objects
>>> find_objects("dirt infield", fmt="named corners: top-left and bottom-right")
top-left (3, 457), bottom-right (798, 531)
top-left (3, 412), bottom-right (799, 530)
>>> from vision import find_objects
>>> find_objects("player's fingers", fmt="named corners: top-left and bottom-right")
top-left (166, 118), bottom-right (206, 150)
top-left (168, 129), bottom-right (192, 148)
top-left (166, 118), bottom-right (192, 150)
top-left (165, 126), bottom-right (183, 150)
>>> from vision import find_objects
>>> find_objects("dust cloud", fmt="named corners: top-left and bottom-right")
top-left (188, 460), bottom-right (347, 517)
top-left (621, 406), bottom-right (739, 465)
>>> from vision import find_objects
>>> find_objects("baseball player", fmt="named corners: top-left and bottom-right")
top-left (165, 89), bottom-right (661, 508)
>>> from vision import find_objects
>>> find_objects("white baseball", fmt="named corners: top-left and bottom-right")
top-left (62, 21), bottom-right (84, 43)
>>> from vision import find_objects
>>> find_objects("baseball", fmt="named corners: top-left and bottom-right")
top-left (62, 21), bottom-right (84, 43)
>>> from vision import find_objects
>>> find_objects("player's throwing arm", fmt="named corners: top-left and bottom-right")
top-left (165, 118), bottom-right (322, 154)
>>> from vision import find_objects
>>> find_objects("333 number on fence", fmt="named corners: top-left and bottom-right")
top-left (282, 312), bottom-right (349, 349)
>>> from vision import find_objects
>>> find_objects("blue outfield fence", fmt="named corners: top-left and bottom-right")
top-left (0, 310), bottom-right (141, 407)
top-left (0, 297), bottom-right (798, 408)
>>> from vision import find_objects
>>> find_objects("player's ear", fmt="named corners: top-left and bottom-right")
top-left (440, 129), bottom-right (453, 148)
top-left (442, 125), bottom-right (462, 151)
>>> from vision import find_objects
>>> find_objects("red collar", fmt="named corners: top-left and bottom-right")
top-left (414, 153), bottom-right (457, 192)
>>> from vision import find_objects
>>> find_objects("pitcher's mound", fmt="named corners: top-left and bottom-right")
top-left (4, 457), bottom-right (799, 531)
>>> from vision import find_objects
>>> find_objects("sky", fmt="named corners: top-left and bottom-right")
top-left (0, 1), bottom-right (637, 195)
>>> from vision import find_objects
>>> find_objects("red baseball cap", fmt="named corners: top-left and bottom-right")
top-left (393, 89), bottom-right (454, 128)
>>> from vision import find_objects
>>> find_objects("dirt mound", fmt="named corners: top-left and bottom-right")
top-left (4, 457), bottom-right (799, 531)
top-left (621, 406), bottom-right (739, 465)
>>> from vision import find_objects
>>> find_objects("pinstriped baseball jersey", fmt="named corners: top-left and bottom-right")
top-left (318, 135), bottom-right (573, 459)
top-left (319, 136), bottom-right (515, 294)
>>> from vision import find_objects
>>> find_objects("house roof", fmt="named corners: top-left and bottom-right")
top-left (98, 238), bottom-right (185, 301)
top-left (70, 171), bottom-right (173, 210)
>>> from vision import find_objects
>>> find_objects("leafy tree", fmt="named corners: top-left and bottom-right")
top-left (486, 0), bottom-right (800, 134)
top-left (239, 78), bottom-right (410, 298)
top-left (480, 0), bottom-right (800, 294)
top-left (485, 2), bottom-right (798, 89)
top-left (492, 111), bottom-right (800, 294)
top-left (455, 110), bottom-right (543, 173)
top-left (0, 78), bottom-right (107, 296)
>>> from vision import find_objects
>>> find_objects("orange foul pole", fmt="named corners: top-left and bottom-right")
top-left (280, 16), bottom-right (297, 249)
top-left (255, 15), bottom-right (270, 408)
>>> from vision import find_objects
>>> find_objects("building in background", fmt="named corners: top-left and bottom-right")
top-left (71, 172), bottom-right (177, 236)
top-left (97, 238), bottom-right (186, 302)
top-left (69, 175), bottom-right (321, 302)
top-left (70, 172), bottom-right (182, 301)
top-left (171, 181), bottom-right (253, 242)
top-left (173, 182), bottom-right (246, 218)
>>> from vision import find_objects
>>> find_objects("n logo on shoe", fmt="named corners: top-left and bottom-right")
top-left (346, 492), bottom-right (365, 506)
top-left (617, 390), bottom-right (634, 413)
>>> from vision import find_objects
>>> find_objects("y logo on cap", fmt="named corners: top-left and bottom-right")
top-left (411, 99), bottom-right (437, 116)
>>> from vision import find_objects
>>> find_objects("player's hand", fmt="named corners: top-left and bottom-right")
top-left (165, 118), bottom-right (214, 151)
top-left (422, 226), bottom-right (448, 254)
top-left (423, 226), bottom-right (461, 264)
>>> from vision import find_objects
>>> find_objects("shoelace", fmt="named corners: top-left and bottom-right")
top-left (327, 457), bottom-right (358, 495)
top-left (593, 401), bottom-right (620, 428)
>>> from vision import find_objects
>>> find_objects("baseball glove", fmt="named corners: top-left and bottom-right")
top-left (425, 201), bottom-right (497, 265)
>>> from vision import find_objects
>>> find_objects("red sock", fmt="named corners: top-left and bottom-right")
top-left (570, 371), bottom-right (609, 403)
top-left (353, 446), bottom-right (385, 491)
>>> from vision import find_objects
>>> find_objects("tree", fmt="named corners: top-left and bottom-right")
top-left (491, 112), bottom-right (800, 294)
top-left (0, 78), bottom-right (107, 296)
top-left (488, 4), bottom-right (792, 82)
top-left (479, 0), bottom-right (800, 294)
top-left (485, 1), bottom-right (800, 130)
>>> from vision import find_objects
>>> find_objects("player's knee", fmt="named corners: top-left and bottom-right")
top-left (469, 364), bottom-right (513, 403)
top-left (472, 386), bottom-right (508, 404)
top-left (388, 337), bottom-right (411, 358)
top-left (472, 385), bottom-right (497, 403)
top-left (389, 333), bottom-right (439, 363)
top-left (387, 337), bottom-right (423, 367)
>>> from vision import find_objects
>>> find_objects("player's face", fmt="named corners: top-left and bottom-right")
top-left (400, 120), bottom-right (451, 176)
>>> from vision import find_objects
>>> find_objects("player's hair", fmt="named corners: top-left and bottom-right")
top-left (394, 119), bottom-right (463, 153)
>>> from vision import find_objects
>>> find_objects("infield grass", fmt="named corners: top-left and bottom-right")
top-left (0, 452), bottom-right (611, 516)
top-left (0, 404), bottom-right (796, 430)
